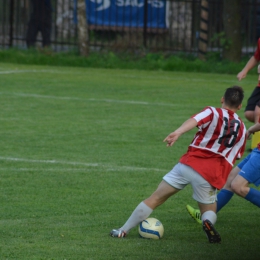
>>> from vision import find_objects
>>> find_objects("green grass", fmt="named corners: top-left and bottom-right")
top-left (0, 48), bottom-right (253, 75)
top-left (0, 62), bottom-right (259, 260)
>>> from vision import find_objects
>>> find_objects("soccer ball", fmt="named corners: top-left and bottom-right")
top-left (138, 217), bottom-right (164, 240)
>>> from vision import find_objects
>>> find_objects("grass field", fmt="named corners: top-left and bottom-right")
top-left (0, 62), bottom-right (259, 260)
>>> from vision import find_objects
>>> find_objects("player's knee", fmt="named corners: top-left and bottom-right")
top-left (244, 111), bottom-right (254, 123)
top-left (231, 181), bottom-right (247, 197)
top-left (144, 194), bottom-right (164, 209)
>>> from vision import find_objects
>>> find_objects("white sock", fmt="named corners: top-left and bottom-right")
top-left (121, 201), bottom-right (153, 233)
top-left (201, 210), bottom-right (217, 225)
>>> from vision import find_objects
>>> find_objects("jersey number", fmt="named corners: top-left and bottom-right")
top-left (218, 118), bottom-right (240, 148)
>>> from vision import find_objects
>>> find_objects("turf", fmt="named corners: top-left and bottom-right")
top-left (0, 63), bottom-right (259, 260)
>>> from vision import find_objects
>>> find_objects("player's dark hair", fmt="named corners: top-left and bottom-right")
top-left (224, 86), bottom-right (244, 108)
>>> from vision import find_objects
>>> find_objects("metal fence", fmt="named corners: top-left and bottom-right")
top-left (1, 0), bottom-right (260, 55)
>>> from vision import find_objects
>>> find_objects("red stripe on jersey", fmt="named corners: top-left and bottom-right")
top-left (180, 106), bottom-right (246, 189)
top-left (254, 38), bottom-right (260, 61)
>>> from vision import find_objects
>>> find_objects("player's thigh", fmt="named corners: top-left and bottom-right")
top-left (244, 111), bottom-right (255, 122)
top-left (190, 170), bottom-right (217, 204)
top-left (146, 163), bottom-right (188, 208)
top-left (237, 150), bottom-right (260, 186)
top-left (231, 175), bottom-right (248, 190)
top-left (144, 180), bottom-right (179, 209)
top-left (164, 162), bottom-right (217, 204)
top-left (154, 180), bottom-right (180, 198)
top-left (222, 166), bottom-right (241, 190)
top-left (163, 162), bottom-right (190, 190)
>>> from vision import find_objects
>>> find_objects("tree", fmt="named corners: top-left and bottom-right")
top-left (77, 0), bottom-right (89, 56)
top-left (222, 0), bottom-right (242, 62)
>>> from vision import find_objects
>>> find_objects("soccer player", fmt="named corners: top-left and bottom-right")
top-left (110, 86), bottom-right (246, 243)
top-left (186, 119), bottom-right (260, 224)
top-left (237, 39), bottom-right (260, 148)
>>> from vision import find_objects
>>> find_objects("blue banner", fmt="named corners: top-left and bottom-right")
top-left (74, 0), bottom-right (167, 29)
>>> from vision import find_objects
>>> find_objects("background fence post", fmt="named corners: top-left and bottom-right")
top-left (77, 0), bottom-right (89, 56)
top-left (9, 0), bottom-right (14, 47)
top-left (143, 0), bottom-right (148, 48)
top-left (198, 0), bottom-right (209, 60)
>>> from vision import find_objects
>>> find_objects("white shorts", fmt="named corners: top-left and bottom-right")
top-left (163, 163), bottom-right (217, 204)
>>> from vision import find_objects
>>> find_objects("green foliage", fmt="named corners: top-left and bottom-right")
top-left (0, 48), bottom-right (252, 75)
top-left (211, 32), bottom-right (232, 50)
top-left (0, 62), bottom-right (259, 259)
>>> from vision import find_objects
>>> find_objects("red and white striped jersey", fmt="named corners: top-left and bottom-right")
top-left (180, 106), bottom-right (247, 189)
top-left (253, 38), bottom-right (260, 61)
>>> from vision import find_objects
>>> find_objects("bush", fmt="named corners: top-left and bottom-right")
top-left (0, 48), bottom-right (251, 75)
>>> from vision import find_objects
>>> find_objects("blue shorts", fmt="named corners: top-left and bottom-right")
top-left (237, 148), bottom-right (260, 186)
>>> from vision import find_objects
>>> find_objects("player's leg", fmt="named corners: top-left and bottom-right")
top-left (187, 167), bottom-right (220, 243)
top-left (244, 87), bottom-right (260, 123)
top-left (123, 180), bottom-right (179, 231)
top-left (231, 150), bottom-right (260, 207)
top-left (215, 166), bottom-right (240, 212)
top-left (244, 109), bottom-right (255, 123)
top-left (110, 163), bottom-right (184, 238)
top-left (198, 202), bottom-right (217, 223)
top-left (110, 200), bottom-right (153, 238)
top-left (186, 169), bottom-right (241, 222)
top-left (198, 202), bottom-right (221, 243)
top-left (244, 88), bottom-right (260, 150)
top-left (231, 174), bottom-right (260, 204)
top-left (143, 180), bottom-right (180, 209)
top-left (186, 161), bottom-right (248, 223)
top-left (195, 195), bottom-right (221, 244)
top-left (254, 101), bottom-right (260, 123)
top-left (110, 180), bottom-right (179, 237)
top-left (231, 175), bottom-right (260, 207)
top-left (191, 168), bottom-right (238, 217)
top-left (186, 169), bottom-right (237, 224)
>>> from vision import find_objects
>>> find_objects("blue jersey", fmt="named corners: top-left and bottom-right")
top-left (237, 148), bottom-right (260, 186)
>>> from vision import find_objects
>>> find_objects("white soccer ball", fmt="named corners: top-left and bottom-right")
top-left (138, 217), bottom-right (164, 240)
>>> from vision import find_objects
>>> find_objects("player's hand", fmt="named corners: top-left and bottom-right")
top-left (237, 71), bottom-right (246, 81)
top-left (246, 130), bottom-right (253, 140)
top-left (163, 132), bottom-right (181, 146)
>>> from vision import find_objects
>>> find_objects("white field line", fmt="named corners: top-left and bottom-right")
top-left (0, 91), bottom-right (178, 107)
top-left (0, 156), bottom-right (165, 172)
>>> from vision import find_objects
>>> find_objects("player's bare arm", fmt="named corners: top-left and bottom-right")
top-left (237, 56), bottom-right (258, 81)
top-left (254, 103), bottom-right (260, 124)
top-left (163, 118), bottom-right (197, 147)
top-left (247, 122), bottom-right (260, 139)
